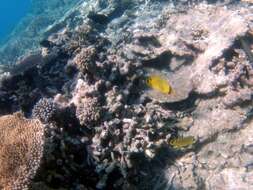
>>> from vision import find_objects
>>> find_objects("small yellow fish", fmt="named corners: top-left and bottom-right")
top-left (169, 136), bottom-right (195, 149)
top-left (146, 75), bottom-right (172, 94)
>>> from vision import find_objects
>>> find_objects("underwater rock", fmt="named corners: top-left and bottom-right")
top-left (223, 88), bottom-right (253, 108)
top-left (196, 123), bottom-right (253, 189)
top-left (128, 4), bottom-right (251, 103)
top-left (139, 3), bottom-right (253, 190)
top-left (189, 99), bottom-right (247, 140)
top-left (189, 6), bottom-right (249, 94)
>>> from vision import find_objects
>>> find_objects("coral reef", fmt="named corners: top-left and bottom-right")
top-left (73, 47), bottom-right (97, 74)
top-left (0, 0), bottom-right (253, 189)
top-left (0, 112), bottom-right (44, 190)
top-left (32, 98), bottom-right (57, 123)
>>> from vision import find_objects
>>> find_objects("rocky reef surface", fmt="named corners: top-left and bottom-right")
top-left (0, 0), bottom-right (253, 189)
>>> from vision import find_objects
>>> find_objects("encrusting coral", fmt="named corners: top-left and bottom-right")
top-left (0, 112), bottom-right (44, 190)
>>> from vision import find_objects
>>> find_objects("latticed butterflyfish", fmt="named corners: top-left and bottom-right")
top-left (169, 136), bottom-right (196, 149)
top-left (146, 75), bottom-right (173, 95)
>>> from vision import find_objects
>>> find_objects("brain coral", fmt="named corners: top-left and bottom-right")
top-left (0, 112), bottom-right (44, 190)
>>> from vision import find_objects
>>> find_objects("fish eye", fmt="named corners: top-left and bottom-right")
top-left (146, 78), bottom-right (151, 84)
top-left (169, 139), bottom-right (175, 145)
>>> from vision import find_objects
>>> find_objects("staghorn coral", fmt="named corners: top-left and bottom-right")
top-left (32, 98), bottom-right (57, 123)
top-left (0, 112), bottom-right (44, 190)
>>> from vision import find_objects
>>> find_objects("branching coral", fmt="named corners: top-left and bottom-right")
top-left (0, 112), bottom-right (44, 190)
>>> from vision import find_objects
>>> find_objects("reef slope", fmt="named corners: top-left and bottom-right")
top-left (0, 0), bottom-right (253, 189)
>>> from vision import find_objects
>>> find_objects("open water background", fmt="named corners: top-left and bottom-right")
top-left (0, 0), bottom-right (80, 65)
top-left (0, 0), bottom-right (31, 44)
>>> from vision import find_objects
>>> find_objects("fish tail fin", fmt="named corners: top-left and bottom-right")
top-left (170, 88), bottom-right (177, 96)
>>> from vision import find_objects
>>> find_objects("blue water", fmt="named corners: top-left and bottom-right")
top-left (0, 0), bottom-right (31, 44)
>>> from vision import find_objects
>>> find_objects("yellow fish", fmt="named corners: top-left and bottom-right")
top-left (146, 75), bottom-right (172, 94)
top-left (169, 136), bottom-right (195, 149)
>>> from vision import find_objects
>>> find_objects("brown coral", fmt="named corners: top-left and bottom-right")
top-left (0, 112), bottom-right (44, 190)
top-left (73, 47), bottom-right (97, 74)
top-left (71, 79), bottom-right (102, 127)
top-left (76, 96), bottom-right (102, 127)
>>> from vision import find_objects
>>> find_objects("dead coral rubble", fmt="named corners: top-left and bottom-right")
top-left (130, 4), bottom-right (253, 190)
top-left (0, 112), bottom-right (44, 190)
top-left (1, 0), bottom-right (253, 190)
top-left (105, 2), bottom-right (253, 189)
